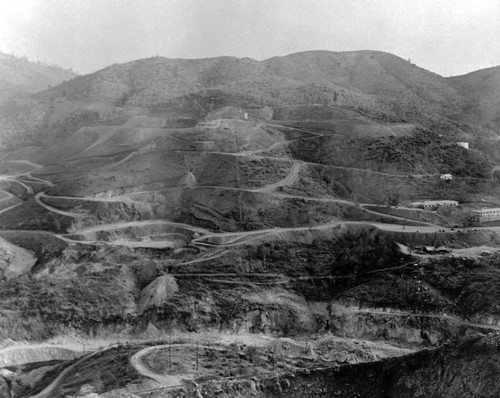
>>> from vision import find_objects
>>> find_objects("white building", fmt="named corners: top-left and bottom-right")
top-left (440, 174), bottom-right (453, 180)
top-left (408, 200), bottom-right (459, 209)
top-left (472, 208), bottom-right (500, 223)
top-left (457, 142), bottom-right (469, 150)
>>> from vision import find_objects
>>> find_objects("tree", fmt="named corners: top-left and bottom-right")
top-left (388, 192), bottom-right (400, 207)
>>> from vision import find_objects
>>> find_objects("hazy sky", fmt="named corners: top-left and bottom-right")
top-left (0, 0), bottom-right (499, 76)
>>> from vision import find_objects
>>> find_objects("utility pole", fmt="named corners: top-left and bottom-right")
top-left (231, 121), bottom-right (244, 224)
top-left (196, 341), bottom-right (199, 371)
top-left (169, 336), bottom-right (172, 369)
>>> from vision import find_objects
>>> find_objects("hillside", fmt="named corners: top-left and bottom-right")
top-left (449, 65), bottom-right (500, 128)
top-left (1, 50), bottom-right (500, 396)
top-left (0, 51), bottom-right (76, 103)
top-left (3, 50), bottom-right (499, 154)
top-left (259, 334), bottom-right (500, 398)
top-left (33, 50), bottom-right (466, 124)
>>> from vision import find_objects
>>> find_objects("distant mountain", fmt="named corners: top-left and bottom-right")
top-left (2, 50), bottom-right (500, 153)
top-left (39, 50), bottom-right (466, 125)
top-left (35, 50), bottom-right (500, 133)
top-left (448, 65), bottom-right (500, 128)
top-left (0, 51), bottom-right (76, 102)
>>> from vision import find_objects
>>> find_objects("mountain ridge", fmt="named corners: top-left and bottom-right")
top-left (32, 50), bottom-right (498, 128)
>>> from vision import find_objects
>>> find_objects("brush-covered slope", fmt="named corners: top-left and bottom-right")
top-left (3, 50), bottom-right (500, 155)
top-left (37, 50), bottom-right (464, 121)
top-left (0, 49), bottom-right (486, 153)
top-left (449, 65), bottom-right (500, 128)
top-left (266, 333), bottom-right (500, 398)
top-left (0, 51), bottom-right (76, 103)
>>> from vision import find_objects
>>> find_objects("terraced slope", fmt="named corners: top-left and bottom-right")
top-left (0, 113), bottom-right (499, 340)
top-left (0, 51), bottom-right (500, 396)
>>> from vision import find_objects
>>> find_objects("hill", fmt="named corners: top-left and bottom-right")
top-left (260, 333), bottom-right (500, 398)
top-left (1, 50), bottom-right (500, 396)
top-left (34, 50), bottom-right (465, 124)
top-left (3, 49), bottom-right (499, 154)
top-left (0, 51), bottom-right (76, 103)
top-left (449, 65), bottom-right (500, 129)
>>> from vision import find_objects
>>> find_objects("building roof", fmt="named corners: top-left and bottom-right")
top-left (410, 200), bottom-right (458, 206)
top-left (472, 208), bottom-right (500, 213)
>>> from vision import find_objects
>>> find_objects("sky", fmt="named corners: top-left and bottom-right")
top-left (0, 0), bottom-right (499, 76)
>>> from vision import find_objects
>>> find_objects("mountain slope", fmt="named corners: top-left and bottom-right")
top-left (2, 50), bottom-right (500, 395)
top-left (0, 51), bottom-right (76, 103)
top-left (448, 65), bottom-right (500, 128)
top-left (35, 50), bottom-right (465, 123)
top-left (3, 49), bottom-right (487, 153)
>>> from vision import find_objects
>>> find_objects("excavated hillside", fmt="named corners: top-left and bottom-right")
top-left (1, 51), bottom-right (500, 396)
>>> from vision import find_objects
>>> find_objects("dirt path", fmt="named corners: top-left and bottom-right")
top-left (252, 162), bottom-right (302, 193)
top-left (72, 128), bottom-right (118, 158)
top-left (40, 192), bottom-right (139, 203)
top-left (350, 308), bottom-right (500, 331)
top-left (28, 346), bottom-right (120, 398)
top-left (66, 220), bottom-right (211, 235)
top-left (189, 220), bottom-right (459, 248)
top-left (0, 161), bottom-right (53, 209)
top-left (2, 118), bottom-right (500, 396)
top-left (0, 178), bottom-right (33, 195)
top-left (177, 248), bottom-right (230, 266)
top-left (35, 192), bottom-right (87, 218)
top-left (130, 346), bottom-right (184, 387)
top-left (0, 120), bottom-right (497, 253)
top-left (4, 160), bottom-right (54, 187)
top-left (0, 202), bottom-right (23, 215)
top-left (6, 160), bottom-right (42, 169)
top-left (130, 343), bottom-right (229, 389)
top-left (0, 190), bottom-right (13, 201)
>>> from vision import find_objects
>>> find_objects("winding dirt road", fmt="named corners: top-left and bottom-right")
top-left (1, 118), bottom-right (500, 397)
